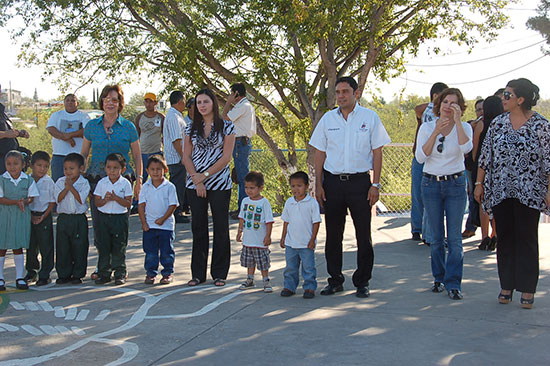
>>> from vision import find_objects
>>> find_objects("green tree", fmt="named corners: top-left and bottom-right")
top-left (1, 0), bottom-right (510, 177)
top-left (528, 0), bottom-right (550, 52)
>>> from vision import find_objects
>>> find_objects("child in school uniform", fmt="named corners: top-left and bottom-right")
top-left (138, 155), bottom-right (178, 285)
top-left (55, 153), bottom-right (90, 285)
top-left (280, 171), bottom-right (321, 299)
top-left (0, 150), bottom-right (40, 290)
top-left (236, 171), bottom-right (274, 293)
top-left (25, 151), bottom-right (56, 286)
top-left (93, 153), bottom-right (133, 285)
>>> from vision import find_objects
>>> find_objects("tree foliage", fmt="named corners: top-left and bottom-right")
top-left (528, 0), bottom-right (550, 54)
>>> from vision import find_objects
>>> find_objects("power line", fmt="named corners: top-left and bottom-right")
top-left (405, 40), bottom-right (546, 67)
top-left (399, 54), bottom-right (548, 85)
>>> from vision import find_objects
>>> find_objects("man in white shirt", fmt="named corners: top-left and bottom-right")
top-left (309, 76), bottom-right (391, 299)
top-left (222, 83), bottom-right (256, 218)
top-left (163, 91), bottom-right (190, 224)
top-left (46, 94), bottom-right (91, 181)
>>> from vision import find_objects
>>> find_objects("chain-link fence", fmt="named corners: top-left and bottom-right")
top-left (231, 144), bottom-right (414, 215)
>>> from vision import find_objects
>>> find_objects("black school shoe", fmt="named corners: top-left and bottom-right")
top-left (356, 286), bottom-right (370, 298)
top-left (36, 278), bottom-right (51, 286)
top-left (24, 273), bottom-right (37, 283)
top-left (280, 288), bottom-right (295, 297)
top-left (95, 277), bottom-right (112, 285)
top-left (56, 277), bottom-right (72, 285)
top-left (320, 284), bottom-right (344, 295)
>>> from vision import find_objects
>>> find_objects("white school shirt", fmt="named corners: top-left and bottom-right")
top-left (93, 176), bottom-right (133, 214)
top-left (163, 107), bottom-right (186, 165)
top-left (415, 120), bottom-right (473, 176)
top-left (227, 97), bottom-right (256, 138)
top-left (238, 197), bottom-right (274, 248)
top-left (55, 175), bottom-right (90, 214)
top-left (309, 103), bottom-right (391, 174)
top-left (0, 171), bottom-right (40, 198)
top-left (29, 175), bottom-right (56, 212)
top-left (139, 178), bottom-right (179, 231)
top-left (47, 109), bottom-right (91, 156)
top-left (280, 194), bottom-right (322, 249)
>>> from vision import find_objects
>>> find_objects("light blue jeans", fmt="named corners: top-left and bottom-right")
top-left (283, 247), bottom-right (317, 292)
top-left (233, 137), bottom-right (251, 209)
top-left (51, 154), bottom-right (65, 182)
top-left (411, 157), bottom-right (431, 242)
top-left (421, 174), bottom-right (467, 291)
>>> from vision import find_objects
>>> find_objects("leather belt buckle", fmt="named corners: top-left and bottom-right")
top-left (339, 174), bottom-right (350, 181)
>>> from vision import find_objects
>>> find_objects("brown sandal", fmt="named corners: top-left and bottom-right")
top-left (214, 278), bottom-right (226, 287)
top-left (187, 278), bottom-right (202, 286)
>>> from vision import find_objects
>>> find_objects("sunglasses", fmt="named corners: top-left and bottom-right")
top-left (502, 91), bottom-right (515, 100)
top-left (437, 136), bottom-right (445, 153)
top-left (102, 97), bottom-right (120, 104)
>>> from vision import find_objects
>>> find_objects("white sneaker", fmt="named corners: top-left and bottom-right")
top-left (263, 280), bottom-right (273, 293)
top-left (239, 278), bottom-right (254, 290)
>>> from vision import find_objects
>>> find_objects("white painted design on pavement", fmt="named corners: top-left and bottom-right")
top-left (94, 309), bottom-right (110, 321)
top-left (9, 301), bottom-right (24, 310)
top-left (38, 300), bottom-right (54, 312)
top-left (54, 325), bottom-right (72, 335)
top-left (71, 326), bottom-right (85, 336)
top-left (21, 325), bottom-right (43, 336)
top-left (75, 309), bottom-right (89, 321)
top-left (24, 301), bottom-right (40, 311)
top-left (95, 337), bottom-right (139, 366)
top-left (40, 325), bottom-right (59, 335)
top-left (0, 323), bottom-right (19, 332)
top-left (54, 306), bottom-right (65, 318)
top-left (64, 307), bottom-right (77, 320)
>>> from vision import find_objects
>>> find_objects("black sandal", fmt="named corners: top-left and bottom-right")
top-left (187, 278), bottom-right (202, 287)
top-left (520, 296), bottom-right (534, 309)
top-left (498, 291), bottom-right (513, 304)
top-left (214, 278), bottom-right (226, 287)
top-left (15, 278), bottom-right (29, 290)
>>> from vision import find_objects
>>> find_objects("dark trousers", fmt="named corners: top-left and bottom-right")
top-left (55, 213), bottom-right (89, 280)
top-left (188, 189), bottom-right (231, 282)
top-left (97, 212), bottom-right (129, 279)
top-left (26, 212), bottom-right (54, 279)
top-left (492, 199), bottom-right (540, 293)
top-left (323, 171), bottom-right (373, 288)
top-left (169, 163), bottom-right (189, 215)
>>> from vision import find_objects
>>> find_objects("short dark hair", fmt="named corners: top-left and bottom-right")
top-left (146, 154), bottom-right (168, 170)
top-left (64, 94), bottom-right (77, 101)
top-left (105, 153), bottom-right (126, 169)
top-left (336, 76), bottom-right (358, 92)
top-left (429, 82), bottom-right (448, 101)
top-left (506, 78), bottom-right (540, 111)
top-left (99, 84), bottom-right (125, 113)
top-left (64, 153), bottom-right (85, 168)
top-left (289, 171), bottom-right (309, 185)
top-left (186, 97), bottom-right (195, 109)
top-left (169, 91), bottom-right (185, 106)
top-left (433, 88), bottom-right (467, 117)
top-left (244, 171), bottom-right (264, 187)
top-left (31, 151), bottom-right (51, 165)
top-left (475, 99), bottom-right (484, 107)
top-left (231, 83), bottom-right (246, 97)
top-left (494, 88), bottom-right (505, 97)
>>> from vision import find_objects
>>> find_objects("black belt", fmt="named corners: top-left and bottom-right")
top-left (99, 211), bottom-right (127, 216)
top-left (324, 170), bottom-right (370, 182)
top-left (31, 210), bottom-right (47, 216)
top-left (423, 171), bottom-right (464, 181)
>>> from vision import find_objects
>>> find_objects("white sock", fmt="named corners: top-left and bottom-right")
top-left (0, 256), bottom-right (5, 280)
top-left (14, 254), bottom-right (24, 279)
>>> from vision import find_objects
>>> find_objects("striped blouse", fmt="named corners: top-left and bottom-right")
top-left (185, 119), bottom-right (235, 191)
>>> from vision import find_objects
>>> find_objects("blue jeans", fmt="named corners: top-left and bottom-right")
top-left (283, 247), bottom-right (317, 291)
top-left (464, 170), bottom-right (478, 232)
top-left (51, 155), bottom-right (65, 182)
top-left (142, 228), bottom-right (175, 277)
top-left (233, 137), bottom-right (251, 209)
top-left (421, 174), bottom-right (467, 291)
top-left (411, 157), bottom-right (432, 242)
top-left (132, 152), bottom-right (161, 208)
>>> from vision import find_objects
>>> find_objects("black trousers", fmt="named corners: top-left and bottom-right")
top-left (55, 213), bottom-right (89, 280)
top-left (97, 212), bottom-right (129, 279)
top-left (323, 171), bottom-right (373, 288)
top-left (492, 199), bottom-right (540, 293)
top-left (169, 163), bottom-right (189, 215)
top-left (26, 211), bottom-right (54, 279)
top-left (187, 189), bottom-right (231, 282)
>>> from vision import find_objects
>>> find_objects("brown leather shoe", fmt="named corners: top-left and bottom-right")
top-left (461, 230), bottom-right (475, 238)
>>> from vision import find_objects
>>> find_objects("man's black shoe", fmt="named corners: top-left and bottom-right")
top-left (24, 273), bottom-right (37, 283)
top-left (320, 284), bottom-right (344, 295)
top-left (412, 232), bottom-right (422, 241)
top-left (56, 278), bottom-right (71, 285)
top-left (356, 286), bottom-right (370, 298)
top-left (175, 215), bottom-right (190, 224)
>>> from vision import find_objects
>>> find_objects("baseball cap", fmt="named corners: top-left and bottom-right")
top-left (144, 92), bottom-right (157, 102)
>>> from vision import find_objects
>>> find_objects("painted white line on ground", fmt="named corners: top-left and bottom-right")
top-left (95, 338), bottom-right (139, 366)
top-left (71, 327), bottom-right (85, 336)
top-left (21, 325), bottom-right (43, 336)
top-left (94, 309), bottom-right (110, 321)
top-left (39, 325), bottom-right (59, 335)
top-left (65, 307), bottom-right (77, 321)
top-left (54, 306), bottom-right (65, 318)
top-left (38, 301), bottom-right (54, 312)
top-left (9, 301), bottom-right (24, 310)
top-left (0, 323), bottom-right (19, 332)
top-left (24, 301), bottom-right (40, 311)
top-left (54, 326), bottom-right (72, 336)
top-left (75, 309), bottom-right (89, 321)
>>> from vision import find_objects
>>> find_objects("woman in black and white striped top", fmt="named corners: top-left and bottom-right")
top-left (183, 88), bottom-right (235, 287)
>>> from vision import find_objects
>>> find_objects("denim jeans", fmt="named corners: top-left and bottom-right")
top-left (233, 137), bottom-right (251, 209)
top-left (51, 154), bottom-right (66, 182)
top-left (411, 157), bottom-right (432, 242)
top-left (132, 152), bottom-right (161, 208)
top-left (464, 170), bottom-right (479, 232)
top-left (421, 174), bottom-right (467, 291)
top-left (284, 247), bottom-right (317, 291)
top-left (143, 228), bottom-right (175, 277)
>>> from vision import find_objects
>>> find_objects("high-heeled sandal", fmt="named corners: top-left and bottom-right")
top-left (520, 296), bottom-right (534, 309)
top-left (487, 237), bottom-right (497, 251)
top-left (498, 291), bottom-right (513, 304)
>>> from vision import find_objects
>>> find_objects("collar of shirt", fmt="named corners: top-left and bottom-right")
top-left (235, 97), bottom-right (248, 107)
top-left (2, 171), bottom-right (29, 185)
top-left (95, 114), bottom-right (124, 126)
top-left (290, 194), bottom-right (313, 205)
top-left (105, 175), bottom-right (126, 186)
top-left (337, 102), bottom-right (359, 121)
top-left (144, 177), bottom-right (169, 190)
top-left (169, 107), bottom-right (183, 118)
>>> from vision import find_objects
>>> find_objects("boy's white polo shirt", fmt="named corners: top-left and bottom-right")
top-left (29, 175), bottom-right (56, 212)
top-left (281, 194), bottom-right (322, 249)
top-left (55, 175), bottom-right (90, 214)
top-left (93, 176), bottom-right (133, 214)
top-left (139, 178), bottom-right (179, 231)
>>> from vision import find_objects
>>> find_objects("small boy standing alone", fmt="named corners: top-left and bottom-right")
top-left (55, 153), bottom-right (90, 284)
top-left (93, 153), bottom-right (133, 285)
top-left (25, 151), bottom-right (56, 286)
top-left (280, 171), bottom-right (321, 299)
top-left (236, 171), bottom-right (274, 293)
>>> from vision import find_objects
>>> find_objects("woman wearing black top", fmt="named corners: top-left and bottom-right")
top-left (0, 104), bottom-right (29, 174)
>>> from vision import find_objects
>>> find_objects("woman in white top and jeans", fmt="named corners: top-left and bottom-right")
top-left (415, 88), bottom-right (473, 300)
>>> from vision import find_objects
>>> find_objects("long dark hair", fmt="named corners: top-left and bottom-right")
top-left (476, 95), bottom-right (504, 162)
top-left (191, 89), bottom-right (224, 137)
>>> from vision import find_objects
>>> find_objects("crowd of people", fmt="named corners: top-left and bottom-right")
top-left (0, 76), bottom-right (549, 309)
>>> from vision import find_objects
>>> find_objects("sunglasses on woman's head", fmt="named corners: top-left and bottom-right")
top-left (437, 136), bottom-right (445, 153)
top-left (502, 91), bottom-right (514, 100)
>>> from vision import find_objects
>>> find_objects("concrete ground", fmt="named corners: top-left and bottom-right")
top-left (1, 213), bottom-right (550, 366)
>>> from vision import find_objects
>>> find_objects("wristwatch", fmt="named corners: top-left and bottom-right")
top-left (204, 171), bottom-right (210, 178)
top-left (371, 183), bottom-right (382, 189)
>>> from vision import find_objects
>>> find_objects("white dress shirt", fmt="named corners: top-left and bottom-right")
top-left (29, 175), bottom-right (56, 212)
top-left (415, 120), bottom-right (473, 176)
top-left (0, 171), bottom-right (40, 198)
top-left (309, 103), bottom-right (391, 174)
top-left (139, 178), bottom-right (179, 231)
top-left (93, 176), bottom-right (133, 214)
top-left (163, 107), bottom-right (186, 165)
top-left (280, 194), bottom-right (322, 249)
top-left (227, 97), bottom-right (256, 138)
top-left (55, 175), bottom-right (90, 214)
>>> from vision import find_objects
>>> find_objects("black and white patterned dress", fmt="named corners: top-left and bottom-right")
top-left (479, 111), bottom-right (550, 215)
top-left (185, 120), bottom-right (235, 191)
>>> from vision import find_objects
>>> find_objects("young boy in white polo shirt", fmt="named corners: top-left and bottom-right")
top-left (93, 153), bottom-right (133, 285)
top-left (138, 155), bottom-right (178, 285)
top-left (280, 171), bottom-right (321, 299)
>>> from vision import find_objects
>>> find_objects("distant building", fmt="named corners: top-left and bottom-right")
top-left (0, 88), bottom-right (23, 106)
